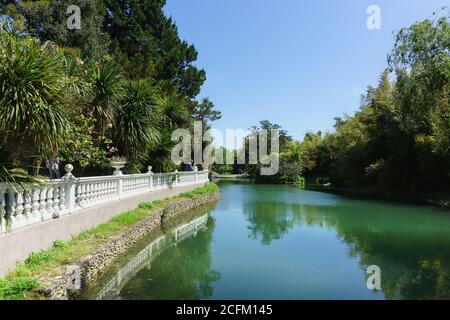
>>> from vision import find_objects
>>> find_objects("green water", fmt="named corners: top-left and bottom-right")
top-left (80, 183), bottom-right (450, 300)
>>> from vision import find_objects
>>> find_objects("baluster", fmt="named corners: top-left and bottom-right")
top-left (91, 182), bottom-right (97, 203)
top-left (15, 189), bottom-right (24, 226)
top-left (99, 182), bottom-right (104, 200)
top-left (90, 183), bottom-right (95, 203)
top-left (101, 182), bottom-right (106, 199)
top-left (31, 188), bottom-right (40, 217)
top-left (85, 184), bottom-right (91, 204)
top-left (7, 189), bottom-right (16, 227)
top-left (102, 182), bottom-right (107, 199)
top-left (91, 183), bottom-right (98, 203)
top-left (108, 181), bottom-right (112, 198)
top-left (75, 184), bottom-right (81, 206)
top-left (89, 183), bottom-right (95, 203)
top-left (53, 185), bottom-right (60, 215)
top-left (110, 181), bottom-right (114, 198)
top-left (121, 180), bottom-right (126, 194)
top-left (46, 187), bottom-right (54, 216)
top-left (98, 182), bottom-right (104, 200)
top-left (39, 187), bottom-right (48, 218)
top-left (59, 184), bottom-right (66, 210)
top-left (23, 190), bottom-right (32, 216)
top-left (106, 181), bottom-right (111, 198)
top-left (78, 184), bottom-right (85, 206)
top-left (96, 182), bottom-right (101, 201)
top-left (0, 186), bottom-right (6, 227)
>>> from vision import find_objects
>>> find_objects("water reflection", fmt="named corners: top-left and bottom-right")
top-left (241, 185), bottom-right (450, 299)
top-left (80, 184), bottom-right (450, 300)
top-left (79, 209), bottom-right (221, 300)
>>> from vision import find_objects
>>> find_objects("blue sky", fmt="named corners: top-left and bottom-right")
top-left (164, 0), bottom-right (449, 143)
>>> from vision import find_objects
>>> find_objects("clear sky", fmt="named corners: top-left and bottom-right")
top-left (164, 0), bottom-right (449, 143)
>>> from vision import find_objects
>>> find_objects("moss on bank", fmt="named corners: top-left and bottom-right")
top-left (0, 183), bottom-right (219, 300)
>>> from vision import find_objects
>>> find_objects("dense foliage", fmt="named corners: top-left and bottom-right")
top-left (301, 13), bottom-right (450, 197)
top-left (0, 0), bottom-right (221, 177)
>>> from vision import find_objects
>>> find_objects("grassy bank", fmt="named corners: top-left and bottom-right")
top-left (0, 183), bottom-right (219, 300)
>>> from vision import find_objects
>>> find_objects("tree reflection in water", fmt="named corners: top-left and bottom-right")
top-left (118, 216), bottom-right (221, 300)
top-left (242, 187), bottom-right (450, 300)
top-left (78, 206), bottom-right (221, 300)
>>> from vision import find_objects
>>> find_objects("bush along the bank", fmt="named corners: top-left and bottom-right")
top-left (0, 183), bottom-right (219, 300)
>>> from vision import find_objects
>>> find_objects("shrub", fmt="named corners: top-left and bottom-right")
top-left (0, 278), bottom-right (39, 300)
top-left (25, 251), bottom-right (52, 267)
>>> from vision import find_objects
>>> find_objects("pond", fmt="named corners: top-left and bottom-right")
top-left (79, 182), bottom-right (450, 300)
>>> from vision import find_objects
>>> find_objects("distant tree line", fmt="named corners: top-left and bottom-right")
top-left (216, 12), bottom-right (450, 200)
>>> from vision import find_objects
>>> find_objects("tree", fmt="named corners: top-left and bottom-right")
top-left (59, 114), bottom-right (114, 175)
top-left (6, 0), bottom-right (110, 58)
top-left (102, 0), bottom-right (206, 98)
top-left (388, 11), bottom-right (449, 137)
top-left (257, 120), bottom-right (293, 151)
top-left (0, 32), bottom-right (69, 169)
top-left (192, 98), bottom-right (222, 127)
top-left (88, 59), bottom-right (123, 134)
top-left (113, 80), bottom-right (159, 172)
top-left (157, 95), bottom-right (190, 129)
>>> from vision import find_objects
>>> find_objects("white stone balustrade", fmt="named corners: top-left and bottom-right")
top-left (0, 167), bottom-right (209, 232)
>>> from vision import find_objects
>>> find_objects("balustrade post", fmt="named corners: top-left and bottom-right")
top-left (63, 164), bottom-right (77, 212)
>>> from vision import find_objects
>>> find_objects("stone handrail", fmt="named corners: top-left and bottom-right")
top-left (0, 168), bottom-right (209, 231)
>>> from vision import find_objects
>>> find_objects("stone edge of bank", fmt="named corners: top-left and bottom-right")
top-left (36, 190), bottom-right (220, 300)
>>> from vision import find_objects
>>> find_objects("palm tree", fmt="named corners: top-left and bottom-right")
top-left (0, 32), bottom-right (69, 169)
top-left (157, 96), bottom-right (191, 129)
top-left (88, 60), bottom-right (123, 134)
top-left (142, 96), bottom-right (192, 173)
top-left (113, 80), bottom-right (160, 172)
top-left (146, 131), bottom-right (178, 173)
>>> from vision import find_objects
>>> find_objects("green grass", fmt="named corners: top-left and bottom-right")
top-left (0, 278), bottom-right (40, 300)
top-left (180, 182), bottom-right (219, 198)
top-left (0, 183), bottom-right (218, 300)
